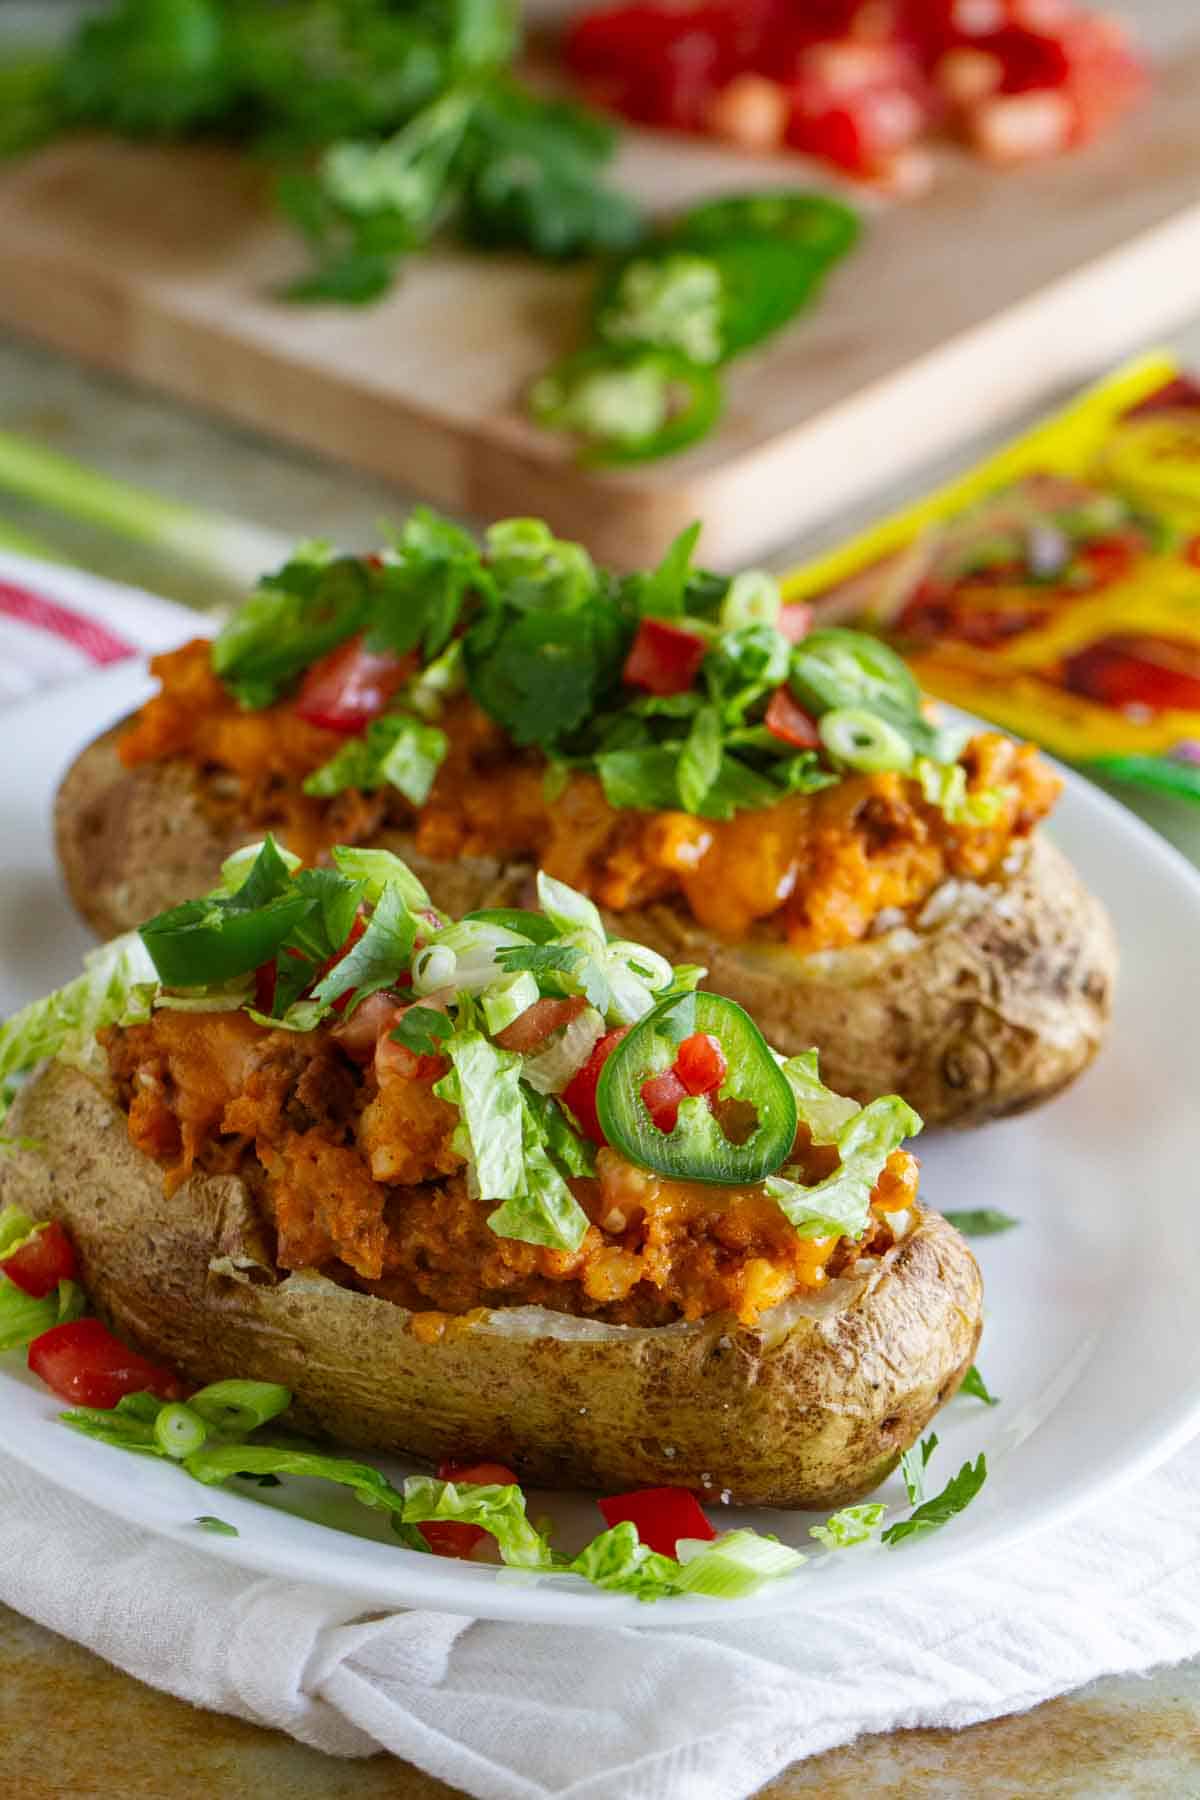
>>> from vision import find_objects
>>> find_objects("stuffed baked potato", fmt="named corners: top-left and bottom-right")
top-left (0, 845), bottom-right (983, 1510)
top-left (54, 513), bottom-right (1117, 1127)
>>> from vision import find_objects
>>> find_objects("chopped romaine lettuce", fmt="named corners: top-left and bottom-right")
top-left (765, 1095), bottom-right (921, 1239)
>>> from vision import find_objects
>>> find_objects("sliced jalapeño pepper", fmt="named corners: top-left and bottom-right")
top-left (139, 891), bottom-right (318, 988)
top-left (596, 992), bottom-right (796, 1186)
top-left (674, 192), bottom-right (860, 268)
top-left (530, 345), bottom-right (723, 465)
top-left (592, 236), bottom-right (820, 366)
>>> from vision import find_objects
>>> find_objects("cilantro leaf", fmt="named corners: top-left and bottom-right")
top-left (959, 1365), bottom-right (1000, 1407)
top-left (883, 1454), bottom-right (988, 1547)
top-left (390, 1007), bottom-right (453, 1058)
top-left (941, 1209), bottom-right (1020, 1237)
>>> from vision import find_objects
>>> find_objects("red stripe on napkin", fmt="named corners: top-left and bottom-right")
top-left (0, 577), bottom-right (135, 665)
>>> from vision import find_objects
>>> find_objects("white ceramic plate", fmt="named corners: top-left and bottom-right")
top-left (3, 661), bottom-right (1200, 1627)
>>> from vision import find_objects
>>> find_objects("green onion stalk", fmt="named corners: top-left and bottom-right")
top-left (0, 429), bottom-right (295, 593)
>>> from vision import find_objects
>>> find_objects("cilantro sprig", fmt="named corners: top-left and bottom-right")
top-left (15, 1), bottom-right (640, 306)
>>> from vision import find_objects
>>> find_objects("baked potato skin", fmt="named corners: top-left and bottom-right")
top-left (56, 728), bottom-right (1117, 1126)
top-left (2, 1062), bottom-right (983, 1509)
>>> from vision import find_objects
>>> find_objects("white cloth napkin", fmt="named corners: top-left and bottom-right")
top-left (4, 1444), bottom-right (1200, 1799)
top-left (4, 551), bottom-right (1200, 1799)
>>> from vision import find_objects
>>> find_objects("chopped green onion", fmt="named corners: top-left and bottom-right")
top-left (819, 707), bottom-right (914, 774)
top-left (720, 570), bottom-right (781, 629)
top-left (675, 1530), bottom-right (806, 1597)
top-left (154, 1403), bottom-right (209, 1461)
top-left (412, 944), bottom-right (457, 995)
top-left (187, 1380), bottom-right (291, 1436)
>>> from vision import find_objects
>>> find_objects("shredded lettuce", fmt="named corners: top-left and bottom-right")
top-left (765, 1095), bottom-right (922, 1239)
top-left (0, 932), bottom-right (155, 1108)
top-left (330, 846), bottom-right (433, 911)
top-left (809, 1502), bottom-right (886, 1549)
top-left (401, 1475), bottom-right (554, 1568)
top-left (486, 1094), bottom-right (590, 1251)
top-left (568, 1522), bottom-right (680, 1597)
top-left (914, 756), bottom-right (1003, 827)
top-left (0, 1274), bottom-right (84, 1353)
top-left (535, 870), bottom-right (606, 943)
top-left (779, 1049), bottom-right (861, 1144)
top-left (436, 1031), bottom-right (525, 1201)
top-left (216, 840), bottom-right (302, 896)
top-left (304, 713), bottom-right (448, 806)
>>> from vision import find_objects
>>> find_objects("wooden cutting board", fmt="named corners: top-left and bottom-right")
top-left (0, 42), bottom-right (1199, 568)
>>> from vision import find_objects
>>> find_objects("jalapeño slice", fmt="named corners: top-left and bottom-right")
top-left (596, 992), bottom-right (796, 1186)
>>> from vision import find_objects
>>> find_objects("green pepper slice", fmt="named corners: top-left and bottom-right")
top-left (788, 627), bottom-right (922, 719)
top-left (674, 192), bottom-right (860, 267)
top-left (592, 236), bottom-right (820, 366)
top-left (530, 345), bottom-right (723, 465)
top-left (596, 992), bottom-right (797, 1186)
top-left (140, 891), bottom-right (318, 988)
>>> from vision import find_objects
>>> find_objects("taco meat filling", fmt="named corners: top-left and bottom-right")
top-left (101, 1006), bottom-right (919, 1331)
top-left (121, 639), bottom-right (1061, 951)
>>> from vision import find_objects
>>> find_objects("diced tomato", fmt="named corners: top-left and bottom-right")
top-left (598, 1486), bottom-right (718, 1558)
top-left (776, 601), bottom-right (813, 644)
top-left (294, 634), bottom-right (411, 734)
top-left (421, 1458), bottom-right (519, 1551)
top-left (1186, 537), bottom-right (1200, 571)
top-left (764, 686), bottom-right (821, 749)
top-left (674, 1032), bottom-right (728, 1097)
top-left (418, 1521), bottom-right (488, 1559)
top-left (332, 990), bottom-right (405, 1060)
top-left (623, 618), bottom-right (709, 697)
top-left (495, 996), bottom-right (587, 1054)
top-left (641, 1067), bottom-right (689, 1134)
top-left (254, 960), bottom-right (277, 1015)
top-left (0, 1220), bottom-right (77, 1299)
top-left (437, 1460), bottom-right (519, 1485)
top-left (562, 1027), bottom-right (630, 1145)
top-left (311, 914), bottom-right (367, 1013)
top-left (28, 1318), bottom-right (183, 1409)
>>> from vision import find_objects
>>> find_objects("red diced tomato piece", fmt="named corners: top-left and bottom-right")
top-left (28, 1318), bottom-right (183, 1409)
top-left (254, 960), bottom-right (277, 1016)
top-left (623, 618), bottom-right (709, 696)
top-left (598, 1486), bottom-right (718, 1558)
top-left (495, 997), bottom-right (588, 1054)
top-left (626, 618), bottom-right (707, 694)
top-left (294, 634), bottom-right (412, 733)
top-left (641, 1067), bottom-right (689, 1133)
top-left (562, 1028), bottom-right (630, 1145)
top-left (419, 1459), bottom-right (519, 1559)
top-left (436, 1460), bottom-right (519, 1485)
top-left (0, 1220), bottom-right (77, 1299)
top-left (764, 687), bottom-right (821, 748)
top-left (311, 913), bottom-right (367, 1013)
top-left (418, 1521), bottom-right (488, 1559)
top-left (674, 1032), bottom-right (728, 1097)
top-left (1185, 537), bottom-right (1200, 571)
top-left (776, 601), bottom-right (813, 644)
